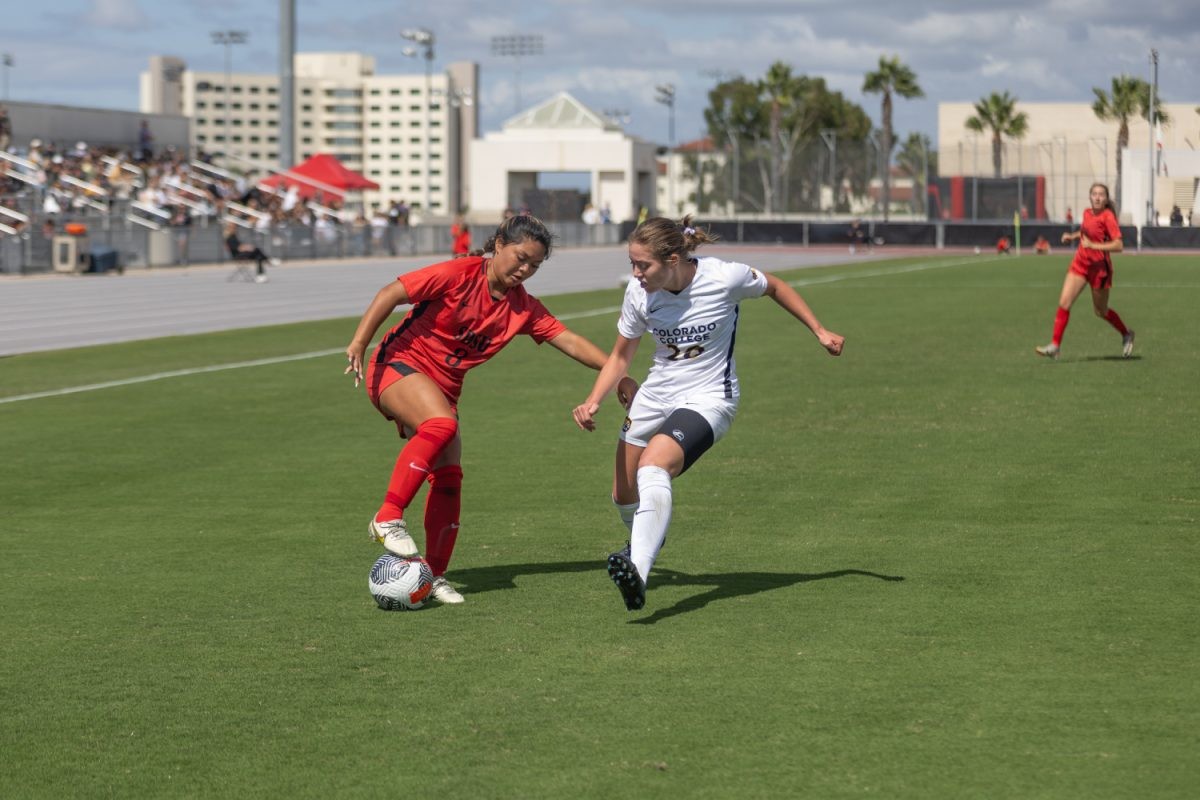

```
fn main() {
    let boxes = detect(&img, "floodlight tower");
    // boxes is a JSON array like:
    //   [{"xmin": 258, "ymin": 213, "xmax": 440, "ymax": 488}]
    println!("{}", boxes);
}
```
[
  {"xmin": 1, "ymin": 53, "xmax": 12, "ymax": 101},
  {"xmin": 402, "ymin": 27, "xmax": 435, "ymax": 215},
  {"xmin": 211, "ymin": 30, "xmax": 248, "ymax": 162},
  {"xmin": 655, "ymin": 83, "xmax": 676, "ymax": 214},
  {"xmin": 491, "ymin": 35, "xmax": 543, "ymax": 114}
]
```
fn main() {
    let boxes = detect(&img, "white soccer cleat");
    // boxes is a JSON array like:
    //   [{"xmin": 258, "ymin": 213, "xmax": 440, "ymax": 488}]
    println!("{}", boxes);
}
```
[
  {"xmin": 430, "ymin": 576, "xmax": 465, "ymax": 604},
  {"xmin": 369, "ymin": 518, "xmax": 419, "ymax": 556},
  {"xmin": 1034, "ymin": 343, "xmax": 1060, "ymax": 360},
  {"xmin": 1122, "ymin": 330, "xmax": 1135, "ymax": 358}
]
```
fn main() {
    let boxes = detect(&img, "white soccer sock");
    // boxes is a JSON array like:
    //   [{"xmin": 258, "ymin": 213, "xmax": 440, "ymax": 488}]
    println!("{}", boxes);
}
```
[
  {"xmin": 613, "ymin": 498, "xmax": 639, "ymax": 533},
  {"xmin": 630, "ymin": 466, "xmax": 673, "ymax": 585}
]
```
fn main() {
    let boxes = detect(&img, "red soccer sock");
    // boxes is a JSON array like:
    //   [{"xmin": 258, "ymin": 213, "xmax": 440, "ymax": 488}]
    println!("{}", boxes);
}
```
[
  {"xmin": 1104, "ymin": 309, "xmax": 1129, "ymax": 336},
  {"xmin": 423, "ymin": 465, "xmax": 463, "ymax": 576},
  {"xmin": 1051, "ymin": 307, "xmax": 1070, "ymax": 346},
  {"xmin": 375, "ymin": 417, "xmax": 458, "ymax": 522}
]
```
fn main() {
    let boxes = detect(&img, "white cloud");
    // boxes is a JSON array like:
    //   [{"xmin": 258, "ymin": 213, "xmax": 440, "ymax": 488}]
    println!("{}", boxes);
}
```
[{"xmin": 85, "ymin": 0, "xmax": 150, "ymax": 30}]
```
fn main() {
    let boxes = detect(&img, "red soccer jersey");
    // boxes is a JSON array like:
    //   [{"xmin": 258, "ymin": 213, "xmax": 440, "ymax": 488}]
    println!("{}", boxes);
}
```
[
  {"xmin": 1073, "ymin": 208, "xmax": 1121, "ymax": 268},
  {"xmin": 372, "ymin": 257, "xmax": 566, "ymax": 403}
]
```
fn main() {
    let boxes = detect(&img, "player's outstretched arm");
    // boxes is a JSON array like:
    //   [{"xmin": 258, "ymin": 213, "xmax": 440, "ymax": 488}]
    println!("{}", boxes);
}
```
[
  {"xmin": 344, "ymin": 280, "xmax": 410, "ymax": 387},
  {"xmin": 573, "ymin": 335, "xmax": 640, "ymax": 431},
  {"xmin": 762, "ymin": 272, "xmax": 844, "ymax": 356}
]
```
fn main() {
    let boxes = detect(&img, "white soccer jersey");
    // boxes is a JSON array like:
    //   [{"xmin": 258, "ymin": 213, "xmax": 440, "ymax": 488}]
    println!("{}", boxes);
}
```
[{"xmin": 618, "ymin": 256, "xmax": 768, "ymax": 402}]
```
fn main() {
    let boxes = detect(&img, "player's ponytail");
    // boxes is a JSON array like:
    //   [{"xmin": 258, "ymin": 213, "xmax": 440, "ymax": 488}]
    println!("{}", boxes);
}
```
[{"xmin": 629, "ymin": 215, "xmax": 718, "ymax": 264}]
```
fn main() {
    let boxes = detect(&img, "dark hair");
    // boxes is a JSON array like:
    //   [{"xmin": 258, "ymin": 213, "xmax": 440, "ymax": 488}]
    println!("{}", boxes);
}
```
[
  {"xmin": 627, "ymin": 214, "xmax": 718, "ymax": 264},
  {"xmin": 478, "ymin": 214, "xmax": 555, "ymax": 259},
  {"xmin": 1090, "ymin": 182, "xmax": 1116, "ymax": 215}
]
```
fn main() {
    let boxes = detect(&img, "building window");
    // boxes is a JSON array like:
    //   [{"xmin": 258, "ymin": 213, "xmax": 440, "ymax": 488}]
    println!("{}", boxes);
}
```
[
  {"xmin": 196, "ymin": 101, "xmax": 207, "ymax": 110},
  {"xmin": 370, "ymin": 137, "xmax": 381, "ymax": 144},
  {"xmin": 325, "ymin": 88, "xmax": 362, "ymax": 98},
  {"xmin": 369, "ymin": 89, "xmax": 381, "ymax": 96},
  {"xmin": 268, "ymin": 103, "xmax": 278, "ymax": 111},
  {"xmin": 302, "ymin": 104, "xmax": 312, "ymax": 112},
  {"xmin": 391, "ymin": 88, "xmax": 402, "ymax": 96},
  {"xmin": 249, "ymin": 86, "xmax": 261, "ymax": 94},
  {"xmin": 301, "ymin": 88, "xmax": 312, "ymax": 96},
  {"xmin": 370, "ymin": 105, "xmax": 382, "ymax": 113},
  {"xmin": 249, "ymin": 103, "xmax": 260, "ymax": 110}
]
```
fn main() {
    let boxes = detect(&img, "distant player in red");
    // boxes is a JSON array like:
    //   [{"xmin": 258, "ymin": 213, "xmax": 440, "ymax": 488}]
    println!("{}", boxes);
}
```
[
  {"xmin": 344, "ymin": 215, "xmax": 634, "ymax": 604},
  {"xmin": 1035, "ymin": 183, "xmax": 1134, "ymax": 360},
  {"xmin": 451, "ymin": 221, "xmax": 471, "ymax": 257}
]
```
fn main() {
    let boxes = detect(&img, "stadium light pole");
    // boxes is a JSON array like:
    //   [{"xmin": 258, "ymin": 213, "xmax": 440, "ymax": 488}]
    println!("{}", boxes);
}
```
[
  {"xmin": 1147, "ymin": 48, "xmax": 1158, "ymax": 226},
  {"xmin": 402, "ymin": 27, "xmax": 435, "ymax": 216},
  {"xmin": 491, "ymin": 35, "xmax": 543, "ymax": 115},
  {"xmin": 716, "ymin": 101, "xmax": 742, "ymax": 217},
  {"xmin": 211, "ymin": 30, "xmax": 248, "ymax": 163},
  {"xmin": 1, "ymin": 53, "xmax": 12, "ymax": 101},
  {"xmin": 819, "ymin": 130, "xmax": 837, "ymax": 214},
  {"xmin": 1090, "ymin": 137, "xmax": 1108, "ymax": 187},
  {"xmin": 655, "ymin": 83, "xmax": 676, "ymax": 215}
]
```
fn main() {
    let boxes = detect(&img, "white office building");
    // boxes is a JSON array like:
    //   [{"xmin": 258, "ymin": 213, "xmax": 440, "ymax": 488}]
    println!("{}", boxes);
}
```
[{"xmin": 140, "ymin": 53, "xmax": 478, "ymax": 217}]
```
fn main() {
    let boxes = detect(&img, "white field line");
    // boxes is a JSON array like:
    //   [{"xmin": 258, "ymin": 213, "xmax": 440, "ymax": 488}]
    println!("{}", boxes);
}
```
[{"xmin": 0, "ymin": 257, "xmax": 990, "ymax": 407}]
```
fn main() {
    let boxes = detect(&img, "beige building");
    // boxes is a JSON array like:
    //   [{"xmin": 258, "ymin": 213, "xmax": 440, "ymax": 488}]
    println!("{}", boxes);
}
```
[
  {"xmin": 140, "ymin": 53, "xmax": 478, "ymax": 217},
  {"xmin": 468, "ymin": 92, "xmax": 659, "ymax": 224},
  {"xmin": 939, "ymin": 101, "xmax": 1200, "ymax": 226}
]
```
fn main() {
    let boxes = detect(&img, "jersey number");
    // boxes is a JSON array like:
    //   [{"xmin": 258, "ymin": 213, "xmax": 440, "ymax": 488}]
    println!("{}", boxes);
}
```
[
  {"xmin": 666, "ymin": 344, "xmax": 705, "ymax": 361},
  {"xmin": 445, "ymin": 348, "xmax": 469, "ymax": 368}
]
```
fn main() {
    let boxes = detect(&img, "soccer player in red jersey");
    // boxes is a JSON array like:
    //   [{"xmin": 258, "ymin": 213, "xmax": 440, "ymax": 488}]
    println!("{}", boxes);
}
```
[
  {"xmin": 1035, "ymin": 182, "xmax": 1134, "ymax": 360},
  {"xmin": 345, "ymin": 214, "xmax": 634, "ymax": 604}
]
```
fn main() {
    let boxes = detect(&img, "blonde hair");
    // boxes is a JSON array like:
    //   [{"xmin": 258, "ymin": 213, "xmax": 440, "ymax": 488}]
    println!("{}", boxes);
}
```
[{"xmin": 627, "ymin": 215, "xmax": 718, "ymax": 264}]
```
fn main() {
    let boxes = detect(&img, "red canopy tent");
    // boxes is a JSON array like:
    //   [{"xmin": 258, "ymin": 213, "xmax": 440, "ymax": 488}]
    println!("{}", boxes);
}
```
[{"xmin": 258, "ymin": 153, "xmax": 379, "ymax": 200}]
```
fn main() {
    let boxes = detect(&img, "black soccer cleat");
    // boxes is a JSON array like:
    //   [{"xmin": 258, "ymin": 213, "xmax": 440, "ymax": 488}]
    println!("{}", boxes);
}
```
[{"xmin": 607, "ymin": 550, "xmax": 646, "ymax": 611}]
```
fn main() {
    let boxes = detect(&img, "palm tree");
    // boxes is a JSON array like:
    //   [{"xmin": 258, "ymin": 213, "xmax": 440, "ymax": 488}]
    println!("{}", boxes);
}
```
[
  {"xmin": 863, "ymin": 56, "xmax": 923, "ymax": 221},
  {"xmin": 1092, "ymin": 75, "xmax": 1171, "ymax": 212},
  {"xmin": 964, "ymin": 91, "xmax": 1029, "ymax": 178}
]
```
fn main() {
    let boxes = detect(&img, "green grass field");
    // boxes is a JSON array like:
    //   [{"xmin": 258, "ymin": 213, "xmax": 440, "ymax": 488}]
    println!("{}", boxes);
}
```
[{"xmin": 2, "ymin": 253, "xmax": 1197, "ymax": 798}]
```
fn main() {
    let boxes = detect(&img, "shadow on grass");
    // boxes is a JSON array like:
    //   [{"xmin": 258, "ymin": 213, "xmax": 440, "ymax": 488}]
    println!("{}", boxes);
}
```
[
  {"xmin": 630, "ymin": 567, "xmax": 905, "ymax": 624},
  {"xmin": 453, "ymin": 560, "xmax": 600, "ymax": 595},
  {"xmin": 451, "ymin": 560, "xmax": 904, "ymax": 623}
]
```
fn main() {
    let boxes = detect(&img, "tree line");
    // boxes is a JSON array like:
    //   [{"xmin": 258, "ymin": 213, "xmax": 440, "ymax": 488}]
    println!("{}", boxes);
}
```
[{"xmin": 687, "ymin": 58, "xmax": 1172, "ymax": 217}]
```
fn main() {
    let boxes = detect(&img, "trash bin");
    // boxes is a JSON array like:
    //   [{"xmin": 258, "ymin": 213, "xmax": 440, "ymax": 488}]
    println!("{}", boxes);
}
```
[
  {"xmin": 53, "ymin": 235, "xmax": 82, "ymax": 273},
  {"xmin": 88, "ymin": 245, "xmax": 120, "ymax": 274}
]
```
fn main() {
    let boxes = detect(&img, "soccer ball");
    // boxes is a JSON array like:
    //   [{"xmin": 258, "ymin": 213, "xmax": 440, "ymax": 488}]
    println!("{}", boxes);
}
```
[{"xmin": 369, "ymin": 554, "xmax": 434, "ymax": 610}]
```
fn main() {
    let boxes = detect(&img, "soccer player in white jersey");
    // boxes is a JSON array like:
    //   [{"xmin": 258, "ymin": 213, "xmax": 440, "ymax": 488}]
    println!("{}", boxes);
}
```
[{"xmin": 573, "ymin": 216, "xmax": 845, "ymax": 611}]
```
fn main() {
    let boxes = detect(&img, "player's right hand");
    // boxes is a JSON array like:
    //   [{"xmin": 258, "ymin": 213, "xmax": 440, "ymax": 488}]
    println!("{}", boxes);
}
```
[
  {"xmin": 572, "ymin": 401, "xmax": 600, "ymax": 432},
  {"xmin": 344, "ymin": 345, "xmax": 365, "ymax": 388}
]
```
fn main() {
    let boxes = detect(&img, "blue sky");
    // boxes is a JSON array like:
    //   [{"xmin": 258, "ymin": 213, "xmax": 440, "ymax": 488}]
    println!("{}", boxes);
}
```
[{"xmin": 3, "ymin": 0, "xmax": 1197, "ymax": 148}]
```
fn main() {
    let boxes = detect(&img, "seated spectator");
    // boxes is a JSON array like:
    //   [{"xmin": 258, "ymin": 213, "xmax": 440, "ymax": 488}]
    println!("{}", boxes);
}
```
[
  {"xmin": 1169, "ymin": 205, "xmax": 1184, "ymax": 227},
  {"xmin": 224, "ymin": 221, "xmax": 268, "ymax": 283},
  {"xmin": 847, "ymin": 218, "xmax": 868, "ymax": 254}
]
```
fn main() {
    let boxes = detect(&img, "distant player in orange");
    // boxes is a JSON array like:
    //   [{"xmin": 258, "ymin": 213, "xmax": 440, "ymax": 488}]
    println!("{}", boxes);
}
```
[
  {"xmin": 345, "ymin": 215, "xmax": 635, "ymax": 603},
  {"xmin": 1035, "ymin": 183, "xmax": 1133, "ymax": 360}
]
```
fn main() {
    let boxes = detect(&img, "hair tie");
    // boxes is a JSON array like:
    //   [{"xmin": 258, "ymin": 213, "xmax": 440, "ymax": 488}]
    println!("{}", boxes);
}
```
[{"xmin": 682, "ymin": 226, "xmax": 696, "ymax": 235}]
